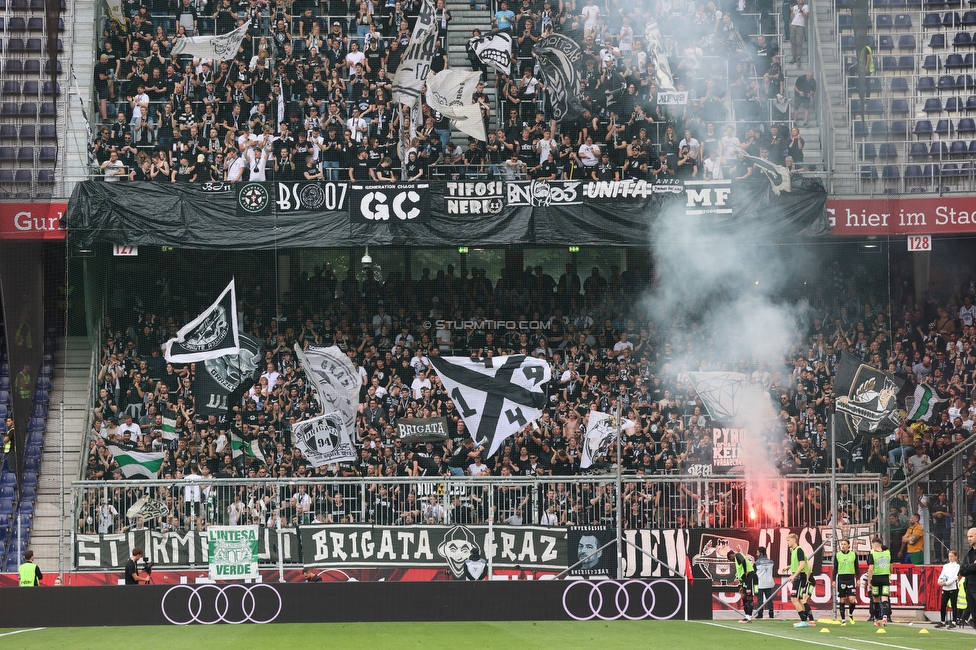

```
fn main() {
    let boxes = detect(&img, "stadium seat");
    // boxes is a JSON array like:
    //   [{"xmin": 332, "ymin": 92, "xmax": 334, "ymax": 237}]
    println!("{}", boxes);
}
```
[
  {"xmin": 954, "ymin": 32, "xmax": 972, "ymax": 46},
  {"xmin": 16, "ymin": 147, "xmax": 33, "ymax": 162},
  {"xmin": 951, "ymin": 139, "xmax": 968, "ymax": 154},
  {"xmin": 964, "ymin": 10, "xmax": 976, "ymax": 23},
  {"xmin": 871, "ymin": 121, "xmax": 889, "ymax": 136},
  {"xmin": 939, "ymin": 74, "xmax": 956, "ymax": 89},
  {"xmin": 945, "ymin": 11, "xmax": 963, "ymax": 26},
  {"xmin": 892, "ymin": 98, "xmax": 911, "ymax": 115},
  {"xmin": 915, "ymin": 120, "xmax": 934, "ymax": 136},
  {"xmin": 38, "ymin": 125, "xmax": 56, "ymax": 140},
  {"xmin": 895, "ymin": 13, "xmax": 914, "ymax": 28},
  {"xmin": 0, "ymin": 125, "xmax": 14, "ymax": 139},
  {"xmin": 1, "ymin": 81, "xmax": 20, "ymax": 96},
  {"xmin": 14, "ymin": 170, "xmax": 31, "ymax": 183},
  {"xmin": 924, "ymin": 12, "xmax": 943, "ymax": 27},
  {"xmin": 841, "ymin": 14, "xmax": 854, "ymax": 30},
  {"xmin": 841, "ymin": 35, "xmax": 856, "ymax": 50},
  {"xmin": 879, "ymin": 35, "xmax": 895, "ymax": 51},
  {"xmin": 910, "ymin": 141, "xmax": 930, "ymax": 157},
  {"xmin": 861, "ymin": 165, "xmax": 879, "ymax": 179},
  {"xmin": 879, "ymin": 55, "xmax": 898, "ymax": 71},
  {"xmin": 853, "ymin": 121, "xmax": 868, "ymax": 137},
  {"xmin": 937, "ymin": 118, "xmax": 953, "ymax": 134},
  {"xmin": 905, "ymin": 164, "xmax": 926, "ymax": 179},
  {"xmin": 930, "ymin": 33, "xmax": 947, "ymax": 48},
  {"xmin": 970, "ymin": 140, "xmax": 976, "ymax": 153},
  {"xmin": 925, "ymin": 97, "xmax": 944, "ymax": 112},
  {"xmin": 876, "ymin": 14, "xmax": 893, "ymax": 29},
  {"xmin": 947, "ymin": 97, "xmax": 964, "ymax": 111},
  {"xmin": 19, "ymin": 102, "xmax": 37, "ymax": 116},
  {"xmin": 917, "ymin": 76, "xmax": 936, "ymax": 91},
  {"xmin": 899, "ymin": 34, "xmax": 917, "ymax": 49},
  {"xmin": 923, "ymin": 54, "xmax": 940, "ymax": 70},
  {"xmin": 859, "ymin": 143, "xmax": 877, "ymax": 159},
  {"xmin": 38, "ymin": 147, "xmax": 55, "ymax": 162},
  {"xmin": 22, "ymin": 59, "xmax": 40, "ymax": 75},
  {"xmin": 891, "ymin": 77, "xmax": 909, "ymax": 92},
  {"xmin": 960, "ymin": 117, "xmax": 976, "ymax": 132},
  {"xmin": 931, "ymin": 141, "xmax": 950, "ymax": 156},
  {"xmin": 883, "ymin": 165, "xmax": 901, "ymax": 179},
  {"xmin": 897, "ymin": 55, "xmax": 916, "ymax": 71},
  {"xmin": 879, "ymin": 143, "xmax": 899, "ymax": 158}
]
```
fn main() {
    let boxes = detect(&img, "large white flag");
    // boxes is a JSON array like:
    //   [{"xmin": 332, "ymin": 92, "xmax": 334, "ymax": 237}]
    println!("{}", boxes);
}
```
[
  {"xmin": 392, "ymin": 0, "xmax": 438, "ymax": 109},
  {"xmin": 105, "ymin": 0, "xmax": 126, "ymax": 26},
  {"xmin": 425, "ymin": 70, "xmax": 487, "ymax": 142},
  {"xmin": 470, "ymin": 31, "xmax": 512, "ymax": 76},
  {"xmin": 580, "ymin": 411, "xmax": 635, "ymax": 469},
  {"xmin": 171, "ymin": 22, "xmax": 249, "ymax": 61},
  {"xmin": 292, "ymin": 412, "xmax": 356, "ymax": 467},
  {"xmin": 427, "ymin": 354, "xmax": 551, "ymax": 458},
  {"xmin": 294, "ymin": 344, "xmax": 361, "ymax": 439},
  {"xmin": 164, "ymin": 279, "xmax": 240, "ymax": 363}
]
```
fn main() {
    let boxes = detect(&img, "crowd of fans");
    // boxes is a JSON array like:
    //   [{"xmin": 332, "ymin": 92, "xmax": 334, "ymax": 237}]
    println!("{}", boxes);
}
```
[
  {"xmin": 90, "ymin": 0, "xmax": 816, "ymax": 183},
  {"xmin": 74, "ymin": 249, "xmax": 974, "ymax": 546}
]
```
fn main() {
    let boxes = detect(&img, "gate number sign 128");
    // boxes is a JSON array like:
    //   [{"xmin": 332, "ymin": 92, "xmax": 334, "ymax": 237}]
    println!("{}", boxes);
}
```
[{"xmin": 908, "ymin": 235, "xmax": 931, "ymax": 252}]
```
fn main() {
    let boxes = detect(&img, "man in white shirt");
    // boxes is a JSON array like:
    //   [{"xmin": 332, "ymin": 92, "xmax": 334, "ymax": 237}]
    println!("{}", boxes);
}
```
[
  {"xmin": 704, "ymin": 149, "xmax": 725, "ymax": 179},
  {"xmin": 345, "ymin": 42, "xmax": 365, "ymax": 79},
  {"xmin": 225, "ymin": 148, "xmax": 247, "ymax": 183},
  {"xmin": 347, "ymin": 107, "xmax": 368, "ymax": 144},
  {"xmin": 411, "ymin": 370, "xmax": 432, "ymax": 399},
  {"xmin": 679, "ymin": 129, "xmax": 701, "ymax": 161},
  {"xmin": 578, "ymin": 137, "xmax": 600, "ymax": 168},
  {"xmin": 580, "ymin": 0, "xmax": 600, "ymax": 31},
  {"xmin": 118, "ymin": 414, "xmax": 141, "ymax": 439},
  {"xmin": 261, "ymin": 362, "xmax": 281, "ymax": 391},
  {"xmin": 790, "ymin": 0, "xmax": 809, "ymax": 64},
  {"xmin": 613, "ymin": 332, "xmax": 634, "ymax": 360}
]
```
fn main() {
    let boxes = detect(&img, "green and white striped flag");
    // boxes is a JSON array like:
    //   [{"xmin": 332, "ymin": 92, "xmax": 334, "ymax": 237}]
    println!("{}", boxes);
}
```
[
  {"xmin": 161, "ymin": 405, "xmax": 178, "ymax": 441},
  {"xmin": 108, "ymin": 445, "xmax": 165, "ymax": 479},
  {"xmin": 230, "ymin": 431, "xmax": 266, "ymax": 464},
  {"xmin": 907, "ymin": 382, "xmax": 945, "ymax": 422}
]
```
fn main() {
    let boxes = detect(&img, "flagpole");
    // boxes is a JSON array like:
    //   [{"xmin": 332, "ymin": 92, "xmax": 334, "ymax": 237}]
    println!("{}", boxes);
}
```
[
  {"xmin": 830, "ymin": 410, "xmax": 839, "ymax": 621},
  {"xmin": 615, "ymin": 399, "xmax": 623, "ymax": 580}
]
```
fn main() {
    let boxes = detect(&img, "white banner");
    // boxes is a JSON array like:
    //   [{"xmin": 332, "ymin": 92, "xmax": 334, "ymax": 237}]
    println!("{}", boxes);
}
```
[
  {"xmin": 105, "ymin": 0, "xmax": 126, "ymax": 26},
  {"xmin": 294, "ymin": 344, "xmax": 361, "ymax": 439},
  {"xmin": 171, "ymin": 22, "xmax": 249, "ymax": 61},
  {"xmin": 392, "ymin": 0, "xmax": 438, "ymax": 108},
  {"xmin": 427, "ymin": 354, "xmax": 551, "ymax": 458},
  {"xmin": 291, "ymin": 412, "xmax": 356, "ymax": 467},
  {"xmin": 656, "ymin": 91, "xmax": 688, "ymax": 105},
  {"xmin": 425, "ymin": 69, "xmax": 486, "ymax": 142}
]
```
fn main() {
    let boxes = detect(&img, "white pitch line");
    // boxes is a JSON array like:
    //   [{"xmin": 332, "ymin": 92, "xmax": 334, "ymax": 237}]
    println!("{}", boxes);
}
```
[
  {"xmin": 836, "ymin": 637, "xmax": 921, "ymax": 650},
  {"xmin": 696, "ymin": 621, "xmax": 863, "ymax": 650},
  {"xmin": 0, "ymin": 628, "xmax": 45, "ymax": 638}
]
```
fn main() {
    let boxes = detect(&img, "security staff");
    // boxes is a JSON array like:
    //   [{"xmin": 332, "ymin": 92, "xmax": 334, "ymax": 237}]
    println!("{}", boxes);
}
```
[
  {"xmin": 835, "ymin": 539, "xmax": 860, "ymax": 625},
  {"xmin": 959, "ymin": 527, "xmax": 976, "ymax": 629},
  {"xmin": 15, "ymin": 364, "xmax": 32, "ymax": 401},
  {"xmin": 728, "ymin": 550, "xmax": 757, "ymax": 622},
  {"xmin": 754, "ymin": 546, "xmax": 775, "ymax": 619},
  {"xmin": 19, "ymin": 550, "xmax": 42, "ymax": 587},
  {"xmin": 867, "ymin": 537, "xmax": 891, "ymax": 626}
]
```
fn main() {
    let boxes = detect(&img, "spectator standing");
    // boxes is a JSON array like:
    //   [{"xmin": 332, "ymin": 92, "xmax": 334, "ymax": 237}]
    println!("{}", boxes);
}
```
[
  {"xmin": 789, "ymin": 0, "xmax": 809, "ymax": 65},
  {"xmin": 903, "ymin": 514, "xmax": 924, "ymax": 564},
  {"xmin": 792, "ymin": 71, "xmax": 816, "ymax": 127}
]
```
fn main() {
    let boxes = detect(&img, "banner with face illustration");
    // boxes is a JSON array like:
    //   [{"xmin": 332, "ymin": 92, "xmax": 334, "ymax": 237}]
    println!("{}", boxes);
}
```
[{"xmin": 164, "ymin": 279, "xmax": 240, "ymax": 363}]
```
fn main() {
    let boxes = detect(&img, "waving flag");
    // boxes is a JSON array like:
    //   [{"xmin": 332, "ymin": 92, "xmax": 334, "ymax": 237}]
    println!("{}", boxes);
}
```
[
  {"xmin": 108, "ymin": 446, "xmax": 164, "ymax": 479},
  {"xmin": 834, "ymin": 352, "xmax": 904, "ymax": 437},
  {"xmin": 425, "ymin": 69, "xmax": 487, "ymax": 142},
  {"xmin": 907, "ymin": 381, "xmax": 947, "ymax": 422},
  {"xmin": 533, "ymin": 33, "xmax": 584, "ymax": 121},
  {"xmin": 392, "ymin": 0, "xmax": 438, "ymax": 109},
  {"xmin": 164, "ymin": 279, "xmax": 240, "ymax": 363},
  {"xmin": 230, "ymin": 430, "xmax": 266, "ymax": 464},
  {"xmin": 470, "ymin": 31, "xmax": 512, "ymax": 76},
  {"xmin": 581, "ymin": 411, "xmax": 636, "ymax": 469},
  {"xmin": 427, "ymin": 354, "xmax": 551, "ymax": 458},
  {"xmin": 295, "ymin": 344, "xmax": 361, "ymax": 440},
  {"xmin": 291, "ymin": 412, "xmax": 356, "ymax": 467},
  {"xmin": 171, "ymin": 22, "xmax": 249, "ymax": 61}
]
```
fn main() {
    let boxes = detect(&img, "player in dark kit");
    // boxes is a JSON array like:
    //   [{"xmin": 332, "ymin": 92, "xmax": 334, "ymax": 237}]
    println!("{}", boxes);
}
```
[
  {"xmin": 727, "ymin": 550, "xmax": 758, "ymax": 622},
  {"xmin": 834, "ymin": 538, "xmax": 860, "ymax": 625},
  {"xmin": 867, "ymin": 537, "xmax": 892, "ymax": 625}
]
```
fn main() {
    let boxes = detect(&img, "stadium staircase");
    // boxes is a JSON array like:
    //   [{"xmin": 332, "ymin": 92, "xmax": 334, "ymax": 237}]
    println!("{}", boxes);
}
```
[
  {"xmin": 28, "ymin": 336, "xmax": 92, "ymax": 574},
  {"xmin": 64, "ymin": 0, "xmax": 96, "ymax": 193},
  {"xmin": 446, "ymin": 1, "xmax": 497, "ymax": 141}
]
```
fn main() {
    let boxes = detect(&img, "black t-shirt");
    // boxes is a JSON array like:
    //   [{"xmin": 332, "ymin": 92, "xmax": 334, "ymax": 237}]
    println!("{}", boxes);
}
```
[{"xmin": 124, "ymin": 558, "xmax": 141, "ymax": 584}]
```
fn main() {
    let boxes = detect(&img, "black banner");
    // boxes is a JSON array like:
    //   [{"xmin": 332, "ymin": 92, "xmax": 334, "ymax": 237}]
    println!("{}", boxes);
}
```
[
  {"xmin": 194, "ymin": 334, "xmax": 264, "ymax": 418},
  {"xmin": 0, "ymin": 240, "xmax": 44, "ymax": 485},
  {"xmin": 66, "ymin": 178, "xmax": 829, "ymax": 249},
  {"xmin": 834, "ymin": 351, "xmax": 904, "ymax": 439},
  {"xmin": 74, "ymin": 527, "xmax": 301, "ymax": 568},
  {"xmin": 397, "ymin": 417, "xmax": 449, "ymax": 443}
]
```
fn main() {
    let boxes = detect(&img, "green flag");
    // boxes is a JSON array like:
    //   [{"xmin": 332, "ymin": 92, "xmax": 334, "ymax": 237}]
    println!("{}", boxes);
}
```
[
  {"xmin": 107, "ymin": 445, "xmax": 164, "ymax": 479},
  {"xmin": 161, "ymin": 404, "xmax": 178, "ymax": 441},
  {"xmin": 230, "ymin": 431, "xmax": 266, "ymax": 464}
]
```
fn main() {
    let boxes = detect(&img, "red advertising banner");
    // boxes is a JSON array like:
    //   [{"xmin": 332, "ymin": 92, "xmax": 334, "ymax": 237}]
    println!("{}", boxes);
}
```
[
  {"xmin": 828, "ymin": 196, "xmax": 976, "ymax": 236},
  {"xmin": 0, "ymin": 202, "xmax": 66, "ymax": 240}
]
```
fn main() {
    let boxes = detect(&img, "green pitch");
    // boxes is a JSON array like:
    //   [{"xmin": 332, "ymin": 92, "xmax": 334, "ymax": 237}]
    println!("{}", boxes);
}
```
[{"xmin": 0, "ymin": 620, "xmax": 971, "ymax": 649}]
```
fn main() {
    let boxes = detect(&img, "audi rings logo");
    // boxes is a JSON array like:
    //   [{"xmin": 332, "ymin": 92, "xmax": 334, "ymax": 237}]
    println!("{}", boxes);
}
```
[
  {"xmin": 160, "ymin": 584, "xmax": 283, "ymax": 625},
  {"xmin": 562, "ymin": 579, "xmax": 683, "ymax": 621}
]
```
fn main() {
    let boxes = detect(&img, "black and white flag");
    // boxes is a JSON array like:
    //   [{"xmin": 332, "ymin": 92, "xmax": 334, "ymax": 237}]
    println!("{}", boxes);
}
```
[
  {"xmin": 533, "ymin": 33, "xmax": 584, "ymax": 122},
  {"xmin": 125, "ymin": 496, "xmax": 170, "ymax": 522},
  {"xmin": 292, "ymin": 412, "xmax": 356, "ymax": 467},
  {"xmin": 294, "ymin": 344, "xmax": 361, "ymax": 440},
  {"xmin": 644, "ymin": 18, "xmax": 676, "ymax": 92},
  {"xmin": 164, "ymin": 279, "xmax": 240, "ymax": 363},
  {"xmin": 425, "ymin": 69, "xmax": 487, "ymax": 142},
  {"xmin": 195, "ymin": 334, "xmax": 264, "ymax": 417},
  {"xmin": 729, "ymin": 145, "xmax": 792, "ymax": 195},
  {"xmin": 470, "ymin": 31, "xmax": 512, "ymax": 76},
  {"xmin": 170, "ymin": 22, "xmax": 248, "ymax": 61},
  {"xmin": 427, "ymin": 354, "xmax": 551, "ymax": 458},
  {"xmin": 392, "ymin": 0, "xmax": 438, "ymax": 109},
  {"xmin": 580, "ymin": 411, "xmax": 636, "ymax": 469},
  {"xmin": 834, "ymin": 351, "xmax": 904, "ymax": 438}
]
